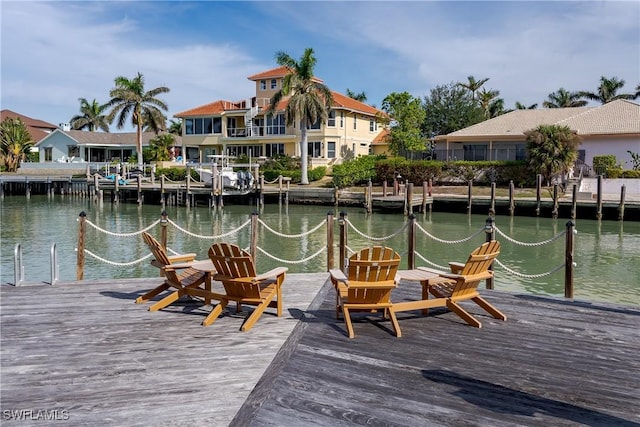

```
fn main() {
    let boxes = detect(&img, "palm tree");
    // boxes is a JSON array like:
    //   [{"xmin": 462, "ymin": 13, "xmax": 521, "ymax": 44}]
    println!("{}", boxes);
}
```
[
  {"xmin": 477, "ymin": 88, "xmax": 500, "ymax": 119},
  {"xmin": 168, "ymin": 119, "xmax": 182, "ymax": 135},
  {"xmin": 524, "ymin": 124, "xmax": 581, "ymax": 186},
  {"xmin": 579, "ymin": 76, "xmax": 638, "ymax": 104},
  {"xmin": 345, "ymin": 88, "xmax": 367, "ymax": 102},
  {"xmin": 456, "ymin": 75, "xmax": 490, "ymax": 101},
  {"xmin": 105, "ymin": 72, "xmax": 170, "ymax": 169},
  {"xmin": 515, "ymin": 102, "xmax": 538, "ymax": 109},
  {"xmin": 146, "ymin": 133, "xmax": 174, "ymax": 161},
  {"xmin": 0, "ymin": 117, "xmax": 34, "ymax": 172},
  {"xmin": 542, "ymin": 88, "xmax": 587, "ymax": 108},
  {"xmin": 267, "ymin": 48, "xmax": 333, "ymax": 185},
  {"xmin": 69, "ymin": 98, "xmax": 110, "ymax": 132},
  {"xmin": 141, "ymin": 109, "xmax": 167, "ymax": 135}
]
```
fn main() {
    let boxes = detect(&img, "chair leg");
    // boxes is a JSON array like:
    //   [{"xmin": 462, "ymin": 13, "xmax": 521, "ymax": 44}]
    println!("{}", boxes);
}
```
[
  {"xmin": 202, "ymin": 299, "xmax": 228, "ymax": 327},
  {"xmin": 446, "ymin": 300, "xmax": 482, "ymax": 328},
  {"xmin": 148, "ymin": 289, "xmax": 183, "ymax": 312},
  {"xmin": 241, "ymin": 296, "xmax": 274, "ymax": 332},
  {"xmin": 135, "ymin": 283, "xmax": 170, "ymax": 304},
  {"xmin": 342, "ymin": 307, "xmax": 355, "ymax": 339},
  {"xmin": 387, "ymin": 307, "xmax": 402, "ymax": 338},
  {"xmin": 473, "ymin": 296, "xmax": 507, "ymax": 321}
]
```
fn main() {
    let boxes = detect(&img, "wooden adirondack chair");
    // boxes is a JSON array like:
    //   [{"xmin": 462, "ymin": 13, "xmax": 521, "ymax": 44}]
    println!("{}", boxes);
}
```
[
  {"xmin": 204, "ymin": 243, "xmax": 287, "ymax": 332},
  {"xmin": 136, "ymin": 232, "xmax": 208, "ymax": 312},
  {"xmin": 414, "ymin": 240, "xmax": 506, "ymax": 328},
  {"xmin": 329, "ymin": 246, "xmax": 402, "ymax": 338}
]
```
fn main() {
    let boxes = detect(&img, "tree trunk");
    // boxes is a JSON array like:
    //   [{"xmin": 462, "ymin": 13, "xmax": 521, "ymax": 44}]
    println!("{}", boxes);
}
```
[
  {"xmin": 137, "ymin": 124, "xmax": 143, "ymax": 171},
  {"xmin": 299, "ymin": 119, "xmax": 309, "ymax": 185}
]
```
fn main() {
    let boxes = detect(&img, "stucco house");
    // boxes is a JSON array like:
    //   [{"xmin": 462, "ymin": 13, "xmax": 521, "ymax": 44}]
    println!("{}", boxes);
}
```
[
  {"xmin": 434, "ymin": 99, "xmax": 640, "ymax": 174},
  {"xmin": 174, "ymin": 66, "xmax": 388, "ymax": 166}
]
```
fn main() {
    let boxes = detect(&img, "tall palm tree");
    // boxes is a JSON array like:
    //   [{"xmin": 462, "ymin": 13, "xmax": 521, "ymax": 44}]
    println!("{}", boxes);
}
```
[
  {"xmin": 0, "ymin": 117, "xmax": 34, "ymax": 172},
  {"xmin": 345, "ymin": 88, "xmax": 367, "ymax": 102},
  {"xmin": 105, "ymin": 72, "xmax": 170, "ymax": 169},
  {"xmin": 477, "ymin": 88, "xmax": 500, "ymax": 119},
  {"xmin": 168, "ymin": 119, "xmax": 182, "ymax": 135},
  {"xmin": 579, "ymin": 76, "xmax": 638, "ymax": 104},
  {"xmin": 542, "ymin": 88, "xmax": 587, "ymax": 108},
  {"xmin": 457, "ymin": 75, "xmax": 490, "ymax": 101},
  {"xmin": 525, "ymin": 124, "xmax": 581, "ymax": 186},
  {"xmin": 69, "ymin": 98, "xmax": 110, "ymax": 132},
  {"xmin": 267, "ymin": 48, "xmax": 333, "ymax": 185},
  {"xmin": 141, "ymin": 108, "xmax": 167, "ymax": 135}
]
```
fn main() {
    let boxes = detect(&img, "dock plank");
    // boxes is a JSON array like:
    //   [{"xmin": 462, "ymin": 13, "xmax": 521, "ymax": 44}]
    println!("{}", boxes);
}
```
[{"xmin": 1, "ymin": 275, "xmax": 639, "ymax": 426}]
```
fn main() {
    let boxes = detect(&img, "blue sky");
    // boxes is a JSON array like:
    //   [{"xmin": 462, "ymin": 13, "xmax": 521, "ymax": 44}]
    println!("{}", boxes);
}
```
[{"xmin": 1, "ymin": 1, "xmax": 638, "ymax": 131}]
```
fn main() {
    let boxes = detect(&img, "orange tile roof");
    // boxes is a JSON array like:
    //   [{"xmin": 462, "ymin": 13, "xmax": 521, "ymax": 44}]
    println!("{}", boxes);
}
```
[
  {"xmin": 372, "ymin": 128, "xmax": 391, "ymax": 145},
  {"xmin": 174, "ymin": 100, "xmax": 237, "ymax": 117},
  {"xmin": 247, "ymin": 65, "xmax": 324, "ymax": 83},
  {"xmin": 331, "ymin": 91, "xmax": 385, "ymax": 116}
]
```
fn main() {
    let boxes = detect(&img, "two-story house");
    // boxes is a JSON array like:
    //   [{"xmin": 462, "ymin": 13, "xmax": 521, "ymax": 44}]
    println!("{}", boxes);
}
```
[{"xmin": 174, "ymin": 66, "xmax": 388, "ymax": 166}]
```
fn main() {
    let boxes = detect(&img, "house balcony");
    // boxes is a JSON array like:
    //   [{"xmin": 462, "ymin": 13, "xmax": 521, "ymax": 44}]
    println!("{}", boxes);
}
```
[{"xmin": 224, "ymin": 126, "xmax": 296, "ymax": 139}]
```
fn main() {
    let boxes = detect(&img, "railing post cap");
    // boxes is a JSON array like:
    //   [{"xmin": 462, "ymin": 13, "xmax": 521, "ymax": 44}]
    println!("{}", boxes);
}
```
[{"xmin": 79, "ymin": 211, "xmax": 86, "ymax": 217}]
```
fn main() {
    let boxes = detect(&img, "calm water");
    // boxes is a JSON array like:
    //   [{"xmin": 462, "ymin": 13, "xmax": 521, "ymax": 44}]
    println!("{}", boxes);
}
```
[{"xmin": 1, "ymin": 195, "xmax": 638, "ymax": 306}]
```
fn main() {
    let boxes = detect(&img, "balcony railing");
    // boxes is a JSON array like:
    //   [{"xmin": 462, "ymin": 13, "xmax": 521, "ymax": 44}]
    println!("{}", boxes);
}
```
[{"xmin": 226, "ymin": 126, "xmax": 289, "ymax": 138}]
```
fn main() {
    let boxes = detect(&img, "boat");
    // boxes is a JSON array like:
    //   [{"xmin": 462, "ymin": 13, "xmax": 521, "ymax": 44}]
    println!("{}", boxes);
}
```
[{"xmin": 197, "ymin": 155, "xmax": 256, "ymax": 193}]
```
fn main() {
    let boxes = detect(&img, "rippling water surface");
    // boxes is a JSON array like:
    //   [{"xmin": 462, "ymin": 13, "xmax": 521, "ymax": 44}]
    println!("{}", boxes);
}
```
[{"xmin": 1, "ymin": 195, "xmax": 638, "ymax": 305}]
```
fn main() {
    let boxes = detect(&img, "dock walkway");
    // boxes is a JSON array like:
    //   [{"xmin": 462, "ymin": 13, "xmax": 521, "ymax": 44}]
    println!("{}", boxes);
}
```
[{"xmin": 1, "ymin": 275, "xmax": 638, "ymax": 426}]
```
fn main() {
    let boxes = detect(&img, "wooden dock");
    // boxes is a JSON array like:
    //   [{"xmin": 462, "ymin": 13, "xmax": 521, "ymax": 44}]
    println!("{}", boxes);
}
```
[{"xmin": 1, "ymin": 274, "xmax": 638, "ymax": 426}]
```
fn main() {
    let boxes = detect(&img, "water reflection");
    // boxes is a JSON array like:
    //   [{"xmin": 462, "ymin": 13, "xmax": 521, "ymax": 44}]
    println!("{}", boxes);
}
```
[{"xmin": 1, "ymin": 195, "xmax": 639, "ymax": 306}]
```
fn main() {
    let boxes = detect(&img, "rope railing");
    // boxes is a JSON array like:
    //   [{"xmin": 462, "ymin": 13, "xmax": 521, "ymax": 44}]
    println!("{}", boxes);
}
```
[{"xmin": 74, "ymin": 210, "xmax": 577, "ymax": 299}]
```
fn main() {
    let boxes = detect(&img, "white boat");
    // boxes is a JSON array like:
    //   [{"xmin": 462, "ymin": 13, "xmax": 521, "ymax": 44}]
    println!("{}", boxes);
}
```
[{"xmin": 197, "ymin": 155, "xmax": 255, "ymax": 192}]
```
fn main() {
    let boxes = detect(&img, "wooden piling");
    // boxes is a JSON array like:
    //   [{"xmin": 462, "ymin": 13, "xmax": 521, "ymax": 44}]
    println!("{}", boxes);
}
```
[
  {"xmin": 489, "ymin": 182, "xmax": 496, "ymax": 217},
  {"xmin": 407, "ymin": 214, "xmax": 416, "ymax": 270},
  {"xmin": 565, "ymin": 220, "xmax": 575, "ymax": 299},
  {"xmin": 618, "ymin": 185, "xmax": 626, "ymax": 221},
  {"xmin": 596, "ymin": 175, "xmax": 603, "ymax": 220},
  {"xmin": 571, "ymin": 184, "xmax": 578, "ymax": 220},
  {"xmin": 326, "ymin": 212, "xmax": 334, "ymax": 271},
  {"xmin": 536, "ymin": 174, "xmax": 542, "ymax": 216},
  {"xmin": 508, "ymin": 180, "xmax": 515, "ymax": 216},
  {"xmin": 76, "ymin": 212, "xmax": 86, "ymax": 280},
  {"xmin": 467, "ymin": 180, "xmax": 473, "ymax": 214},
  {"xmin": 552, "ymin": 184, "xmax": 559, "ymax": 219}
]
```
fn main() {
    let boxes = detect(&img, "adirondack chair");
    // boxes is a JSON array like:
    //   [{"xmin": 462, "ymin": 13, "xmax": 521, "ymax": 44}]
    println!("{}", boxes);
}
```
[
  {"xmin": 329, "ymin": 246, "xmax": 402, "ymax": 338},
  {"xmin": 137, "ymin": 232, "xmax": 208, "ymax": 312},
  {"xmin": 415, "ymin": 240, "xmax": 506, "ymax": 328},
  {"xmin": 205, "ymin": 243, "xmax": 287, "ymax": 332}
]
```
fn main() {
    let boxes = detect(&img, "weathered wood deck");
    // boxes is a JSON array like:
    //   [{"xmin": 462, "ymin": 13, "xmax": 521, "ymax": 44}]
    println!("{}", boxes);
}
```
[{"xmin": 1, "ymin": 275, "xmax": 638, "ymax": 426}]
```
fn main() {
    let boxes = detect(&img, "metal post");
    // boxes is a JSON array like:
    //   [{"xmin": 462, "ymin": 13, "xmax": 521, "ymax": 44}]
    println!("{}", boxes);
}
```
[
  {"xmin": 251, "ymin": 212, "xmax": 259, "ymax": 262},
  {"xmin": 50, "ymin": 243, "xmax": 59, "ymax": 285},
  {"xmin": 13, "ymin": 243, "xmax": 24, "ymax": 286},
  {"xmin": 339, "ymin": 212, "xmax": 348, "ymax": 272},
  {"xmin": 565, "ymin": 220, "xmax": 575, "ymax": 299},
  {"xmin": 327, "ymin": 212, "xmax": 334, "ymax": 271},
  {"xmin": 76, "ymin": 211, "xmax": 86, "ymax": 280},
  {"xmin": 485, "ymin": 217, "xmax": 495, "ymax": 290},
  {"xmin": 408, "ymin": 214, "xmax": 416, "ymax": 270}
]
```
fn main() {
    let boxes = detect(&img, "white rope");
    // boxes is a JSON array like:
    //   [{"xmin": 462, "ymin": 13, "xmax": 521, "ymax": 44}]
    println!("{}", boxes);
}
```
[
  {"xmin": 495, "ymin": 259, "xmax": 566, "ymax": 278},
  {"xmin": 415, "ymin": 223, "xmax": 485, "ymax": 244},
  {"xmin": 82, "ymin": 249, "xmax": 153, "ymax": 266},
  {"xmin": 494, "ymin": 226, "xmax": 567, "ymax": 247},
  {"xmin": 263, "ymin": 176, "xmax": 281, "ymax": 184},
  {"xmin": 166, "ymin": 218, "xmax": 251, "ymax": 239},
  {"xmin": 346, "ymin": 219, "xmax": 409, "ymax": 242},
  {"xmin": 257, "ymin": 218, "xmax": 326, "ymax": 238},
  {"xmin": 414, "ymin": 251, "xmax": 448, "ymax": 270},
  {"xmin": 83, "ymin": 218, "xmax": 161, "ymax": 237},
  {"xmin": 256, "ymin": 245, "xmax": 326, "ymax": 264}
]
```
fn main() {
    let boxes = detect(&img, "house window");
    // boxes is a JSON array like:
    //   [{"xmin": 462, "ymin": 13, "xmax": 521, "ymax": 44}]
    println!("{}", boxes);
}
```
[
  {"xmin": 353, "ymin": 114, "xmax": 357, "ymax": 130},
  {"xmin": 308, "ymin": 119, "xmax": 321, "ymax": 130},
  {"xmin": 203, "ymin": 118, "xmax": 213, "ymax": 134},
  {"xmin": 327, "ymin": 141, "xmax": 336, "ymax": 158},
  {"xmin": 195, "ymin": 119, "xmax": 203, "ymax": 134},
  {"xmin": 212, "ymin": 117, "xmax": 222, "ymax": 134},
  {"xmin": 463, "ymin": 144, "xmax": 487, "ymax": 161},
  {"xmin": 271, "ymin": 79, "xmax": 277, "ymax": 89},
  {"xmin": 266, "ymin": 143, "xmax": 285, "ymax": 157},
  {"xmin": 185, "ymin": 118, "xmax": 194, "ymax": 135},
  {"xmin": 328, "ymin": 111, "xmax": 336, "ymax": 127},
  {"xmin": 308, "ymin": 141, "xmax": 322, "ymax": 158},
  {"xmin": 340, "ymin": 112, "xmax": 344, "ymax": 127},
  {"xmin": 369, "ymin": 119, "xmax": 377, "ymax": 132},
  {"xmin": 67, "ymin": 145, "xmax": 80, "ymax": 159},
  {"xmin": 267, "ymin": 114, "xmax": 286, "ymax": 135},
  {"xmin": 44, "ymin": 147, "xmax": 52, "ymax": 162},
  {"xmin": 260, "ymin": 80, "xmax": 266, "ymax": 90}
]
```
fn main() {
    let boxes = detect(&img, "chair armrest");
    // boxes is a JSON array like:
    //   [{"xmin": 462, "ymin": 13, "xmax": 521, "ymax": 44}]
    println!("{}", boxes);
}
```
[
  {"xmin": 438, "ymin": 271, "xmax": 493, "ymax": 281},
  {"xmin": 448, "ymin": 262, "xmax": 464, "ymax": 273},
  {"xmin": 329, "ymin": 269, "xmax": 347, "ymax": 282},
  {"xmin": 254, "ymin": 266, "xmax": 288, "ymax": 282},
  {"xmin": 168, "ymin": 253, "xmax": 198, "ymax": 263}
]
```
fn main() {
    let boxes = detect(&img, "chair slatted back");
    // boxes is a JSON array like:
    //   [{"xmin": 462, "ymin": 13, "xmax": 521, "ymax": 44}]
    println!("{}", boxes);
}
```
[
  {"xmin": 208, "ymin": 243, "xmax": 260, "ymax": 298},
  {"xmin": 452, "ymin": 240, "xmax": 500, "ymax": 298},
  {"xmin": 142, "ymin": 231, "xmax": 184, "ymax": 285},
  {"xmin": 347, "ymin": 246, "xmax": 400, "ymax": 282},
  {"xmin": 346, "ymin": 247, "xmax": 400, "ymax": 304}
]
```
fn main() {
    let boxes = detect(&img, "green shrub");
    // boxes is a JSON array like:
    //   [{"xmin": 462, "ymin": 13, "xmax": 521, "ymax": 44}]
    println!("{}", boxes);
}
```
[
  {"xmin": 332, "ymin": 156, "xmax": 379, "ymax": 188},
  {"xmin": 156, "ymin": 167, "xmax": 190, "ymax": 181},
  {"xmin": 592, "ymin": 155, "xmax": 617, "ymax": 176},
  {"xmin": 620, "ymin": 170, "xmax": 640, "ymax": 179}
]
